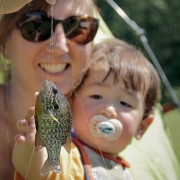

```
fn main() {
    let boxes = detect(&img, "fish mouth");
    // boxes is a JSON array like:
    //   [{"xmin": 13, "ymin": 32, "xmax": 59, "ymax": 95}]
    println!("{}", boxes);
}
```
[{"xmin": 39, "ymin": 63, "xmax": 70, "ymax": 74}]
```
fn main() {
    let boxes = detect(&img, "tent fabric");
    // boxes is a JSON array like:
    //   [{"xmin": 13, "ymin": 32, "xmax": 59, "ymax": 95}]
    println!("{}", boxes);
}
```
[
  {"xmin": 93, "ymin": 9, "xmax": 114, "ymax": 44},
  {"xmin": 94, "ymin": 11, "xmax": 180, "ymax": 180},
  {"xmin": 121, "ymin": 108, "xmax": 180, "ymax": 180},
  {"xmin": 163, "ymin": 109, "xmax": 180, "ymax": 166}
]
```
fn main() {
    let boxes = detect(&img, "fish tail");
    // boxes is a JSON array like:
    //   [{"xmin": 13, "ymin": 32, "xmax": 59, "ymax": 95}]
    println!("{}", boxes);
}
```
[{"xmin": 40, "ymin": 158, "xmax": 61, "ymax": 176}]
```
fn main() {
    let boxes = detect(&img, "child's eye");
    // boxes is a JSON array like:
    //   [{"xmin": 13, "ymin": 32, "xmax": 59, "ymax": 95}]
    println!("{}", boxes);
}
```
[
  {"xmin": 120, "ymin": 101, "xmax": 132, "ymax": 108},
  {"xmin": 90, "ymin": 95, "xmax": 103, "ymax": 99}
]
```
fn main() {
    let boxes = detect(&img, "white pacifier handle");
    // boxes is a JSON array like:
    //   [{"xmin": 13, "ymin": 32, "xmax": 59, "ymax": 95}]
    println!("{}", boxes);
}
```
[{"xmin": 89, "ymin": 115, "xmax": 123, "ymax": 142}]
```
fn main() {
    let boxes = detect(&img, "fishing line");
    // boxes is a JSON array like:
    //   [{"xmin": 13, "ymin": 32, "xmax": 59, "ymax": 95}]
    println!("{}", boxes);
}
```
[
  {"xmin": 24, "ymin": 93, "xmax": 48, "ymax": 178},
  {"xmin": 31, "ymin": 3, "xmax": 56, "ymax": 176},
  {"xmin": 48, "ymin": 4, "xmax": 55, "ymax": 81},
  {"xmin": 24, "ymin": 4, "xmax": 57, "ymax": 172},
  {"xmin": 24, "ymin": 147, "xmax": 35, "ymax": 179},
  {"xmin": 69, "ymin": 48, "xmax": 109, "ymax": 168},
  {"xmin": 73, "ymin": 91, "xmax": 109, "ymax": 169},
  {"xmin": 37, "ymin": 2, "xmax": 55, "ymax": 174}
]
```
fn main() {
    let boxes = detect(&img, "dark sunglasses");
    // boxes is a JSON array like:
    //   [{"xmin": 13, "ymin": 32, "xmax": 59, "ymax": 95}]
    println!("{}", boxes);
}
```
[{"xmin": 16, "ymin": 11, "xmax": 99, "ymax": 45}]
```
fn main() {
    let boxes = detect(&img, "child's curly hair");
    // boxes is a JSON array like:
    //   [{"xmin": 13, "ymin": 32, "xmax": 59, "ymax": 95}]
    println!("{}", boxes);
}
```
[{"xmin": 79, "ymin": 39, "xmax": 161, "ymax": 120}]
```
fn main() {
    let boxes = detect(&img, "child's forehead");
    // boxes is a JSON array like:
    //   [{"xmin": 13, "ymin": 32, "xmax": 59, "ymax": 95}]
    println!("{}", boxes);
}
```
[
  {"xmin": 85, "ymin": 65, "xmax": 109, "ymax": 84},
  {"xmin": 83, "ymin": 67, "xmax": 145, "ymax": 101},
  {"xmin": 88, "ymin": 61, "xmax": 109, "ymax": 76},
  {"xmin": 90, "ymin": 61, "xmax": 109, "ymax": 72}
]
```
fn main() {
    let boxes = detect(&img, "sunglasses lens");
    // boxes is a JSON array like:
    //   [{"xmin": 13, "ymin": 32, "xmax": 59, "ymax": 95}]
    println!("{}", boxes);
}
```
[
  {"xmin": 20, "ymin": 21, "xmax": 37, "ymax": 41},
  {"xmin": 19, "ymin": 21, "xmax": 51, "ymax": 42},
  {"xmin": 64, "ymin": 16, "xmax": 99, "ymax": 45},
  {"xmin": 17, "ymin": 11, "xmax": 99, "ymax": 45},
  {"xmin": 38, "ymin": 21, "xmax": 51, "ymax": 41}
]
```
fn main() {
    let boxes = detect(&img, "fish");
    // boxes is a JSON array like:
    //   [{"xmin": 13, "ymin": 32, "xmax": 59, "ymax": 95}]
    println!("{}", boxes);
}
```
[{"xmin": 35, "ymin": 80, "xmax": 72, "ymax": 175}]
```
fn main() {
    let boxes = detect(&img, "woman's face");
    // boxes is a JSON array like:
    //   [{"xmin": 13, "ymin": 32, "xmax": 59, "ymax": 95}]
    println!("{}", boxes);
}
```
[{"xmin": 4, "ymin": 0, "xmax": 94, "ymax": 95}]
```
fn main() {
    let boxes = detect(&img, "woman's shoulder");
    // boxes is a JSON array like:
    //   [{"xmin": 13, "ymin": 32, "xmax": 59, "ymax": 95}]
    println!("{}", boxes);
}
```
[
  {"xmin": 0, "ymin": 84, "xmax": 5, "ymax": 112},
  {"xmin": 0, "ymin": 84, "xmax": 5, "ymax": 96}
]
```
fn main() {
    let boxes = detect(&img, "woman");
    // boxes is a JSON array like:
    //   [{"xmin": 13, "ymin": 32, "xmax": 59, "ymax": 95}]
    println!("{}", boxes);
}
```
[{"xmin": 0, "ymin": 0, "xmax": 99, "ymax": 179}]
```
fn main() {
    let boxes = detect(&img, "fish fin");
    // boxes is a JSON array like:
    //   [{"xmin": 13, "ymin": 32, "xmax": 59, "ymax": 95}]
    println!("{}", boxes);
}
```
[
  {"xmin": 34, "ymin": 110, "xmax": 43, "ymax": 150},
  {"xmin": 48, "ymin": 110, "xmax": 60, "ymax": 124},
  {"xmin": 35, "ymin": 132, "xmax": 43, "ymax": 150},
  {"xmin": 63, "ymin": 137, "xmax": 71, "ymax": 153},
  {"xmin": 34, "ymin": 113, "xmax": 38, "ymax": 131},
  {"xmin": 40, "ymin": 159, "xmax": 61, "ymax": 176}
]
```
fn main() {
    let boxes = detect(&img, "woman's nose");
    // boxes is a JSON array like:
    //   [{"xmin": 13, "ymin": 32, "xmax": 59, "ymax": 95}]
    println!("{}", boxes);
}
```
[
  {"xmin": 48, "ymin": 23, "xmax": 68, "ymax": 53},
  {"xmin": 100, "ymin": 106, "xmax": 118, "ymax": 119}
]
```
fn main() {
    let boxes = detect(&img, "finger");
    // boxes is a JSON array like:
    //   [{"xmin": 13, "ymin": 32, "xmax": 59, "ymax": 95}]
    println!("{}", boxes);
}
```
[
  {"xmin": 25, "ymin": 106, "xmax": 35, "ymax": 123},
  {"xmin": 16, "ymin": 119, "xmax": 29, "ymax": 132},
  {"xmin": 15, "ymin": 134, "xmax": 26, "ymax": 144},
  {"xmin": 33, "ymin": 92, "xmax": 39, "ymax": 105},
  {"xmin": 15, "ymin": 134, "xmax": 35, "ymax": 147}
]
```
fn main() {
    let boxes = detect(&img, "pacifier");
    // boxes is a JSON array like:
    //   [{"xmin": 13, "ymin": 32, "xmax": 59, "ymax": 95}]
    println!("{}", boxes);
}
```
[
  {"xmin": 88, "ymin": 115, "xmax": 123, "ymax": 142},
  {"xmin": 46, "ymin": 0, "xmax": 56, "ymax": 5}
]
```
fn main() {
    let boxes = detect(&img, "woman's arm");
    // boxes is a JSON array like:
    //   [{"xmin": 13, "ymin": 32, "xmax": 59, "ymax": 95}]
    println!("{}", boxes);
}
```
[
  {"xmin": 13, "ymin": 143, "xmax": 47, "ymax": 180},
  {"xmin": 12, "ymin": 93, "xmax": 48, "ymax": 179}
]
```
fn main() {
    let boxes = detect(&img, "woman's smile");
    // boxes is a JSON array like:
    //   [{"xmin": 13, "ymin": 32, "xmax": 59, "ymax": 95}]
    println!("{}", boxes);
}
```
[{"xmin": 38, "ymin": 62, "xmax": 70, "ymax": 74}]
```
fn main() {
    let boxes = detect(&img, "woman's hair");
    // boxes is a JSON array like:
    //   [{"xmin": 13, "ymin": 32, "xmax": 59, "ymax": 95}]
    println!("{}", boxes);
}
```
[
  {"xmin": 0, "ymin": 1, "xmax": 49, "ymax": 82},
  {"xmin": 0, "ymin": 1, "xmax": 49, "ymax": 51},
  {"xmin": 81, "ymin": 38, "xmax": 161, "ymax": 119}
]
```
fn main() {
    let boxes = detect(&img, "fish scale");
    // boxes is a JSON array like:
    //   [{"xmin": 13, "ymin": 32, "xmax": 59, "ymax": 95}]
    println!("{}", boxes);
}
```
[{"xmin": 35, "ymin": 80, "xmax": 72, "ymax": 175}]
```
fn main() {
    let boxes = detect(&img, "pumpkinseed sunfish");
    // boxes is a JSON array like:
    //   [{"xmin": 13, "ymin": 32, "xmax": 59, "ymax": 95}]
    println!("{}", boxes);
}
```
[{"xmin": 35, "ymin": 80, "xmax": 72, "ymax": 175}]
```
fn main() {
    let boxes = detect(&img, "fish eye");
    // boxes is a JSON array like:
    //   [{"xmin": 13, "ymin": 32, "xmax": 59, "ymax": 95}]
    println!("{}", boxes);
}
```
[
  {"xmin": 54, "ymin": 104, "xmax": 59, "ymax": 109},
  {"xmin": 53, "ymin": 88, "xmax": 58, "ymax": 94}
]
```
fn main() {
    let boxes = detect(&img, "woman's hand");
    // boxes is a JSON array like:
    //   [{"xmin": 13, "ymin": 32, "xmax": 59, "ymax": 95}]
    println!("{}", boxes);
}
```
[
  {"xmin": 15, "ymin": 106, "xmax": 36, "ymax": 148},
  {"xmin": 12, "ymin": 92, "xmax": 47, "ymax": 179},
  {"xmin": 15, "ymin": 92, "xmax": 38, "ymax": 148}
]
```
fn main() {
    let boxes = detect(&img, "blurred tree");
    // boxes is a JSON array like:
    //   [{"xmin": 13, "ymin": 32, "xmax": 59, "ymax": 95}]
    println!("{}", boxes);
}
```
[{"xmin": 97, "ymin": 0, "xmax": 180, "ymax": 106}]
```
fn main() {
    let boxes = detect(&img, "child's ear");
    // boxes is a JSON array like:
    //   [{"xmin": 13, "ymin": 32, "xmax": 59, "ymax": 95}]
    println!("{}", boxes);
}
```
[{"xmin": 135, "ymin": 115, "xmax": 154, "ymax": 140}]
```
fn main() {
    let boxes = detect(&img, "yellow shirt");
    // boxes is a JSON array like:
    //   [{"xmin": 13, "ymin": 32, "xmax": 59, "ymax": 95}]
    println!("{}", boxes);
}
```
[{"xmin": 14, "ymin": 142, "xmax": 85, "ymax": 180}]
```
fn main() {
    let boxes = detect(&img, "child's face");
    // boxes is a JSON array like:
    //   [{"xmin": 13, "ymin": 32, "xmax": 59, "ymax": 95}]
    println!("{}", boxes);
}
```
[{"xmin": 72, "ymin": 63, "xmax": 146, "ymax": 154}]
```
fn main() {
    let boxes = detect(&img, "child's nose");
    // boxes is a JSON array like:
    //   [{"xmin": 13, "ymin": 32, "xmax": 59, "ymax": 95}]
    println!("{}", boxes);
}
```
[
  {"xmin": 49, "ymin": 23, "xmax": 68, "ymax": 53},
  {"xmin": 100, "ymin": 106, "xmax": 118, "ymax": 119}
]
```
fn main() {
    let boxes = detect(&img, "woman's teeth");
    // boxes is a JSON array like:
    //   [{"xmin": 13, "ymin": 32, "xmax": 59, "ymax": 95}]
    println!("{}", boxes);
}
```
[{"xmin": 40, "ymin": 64, "xmax": 67, "ymax": 74}]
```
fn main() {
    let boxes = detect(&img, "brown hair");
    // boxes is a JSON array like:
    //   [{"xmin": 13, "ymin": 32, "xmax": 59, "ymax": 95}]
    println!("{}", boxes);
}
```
[
  {"xmin": 0, "ymin": 1, "xmax": 49, "ymax": 52},
  {"xmin": 0, "ymin": 1, "xmax": 49, "ymax": 82},
  {"xmin": 82, "ymin": 39, "xmax": 161, "ymax": 119}
]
